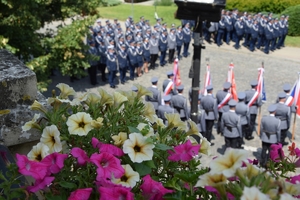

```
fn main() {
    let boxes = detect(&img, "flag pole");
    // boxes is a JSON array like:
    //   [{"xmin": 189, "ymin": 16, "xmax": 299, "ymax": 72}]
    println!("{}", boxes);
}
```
[
  {"xmin": 257, "ymin": 61, "xmax": 264, "ymax": 136},
  {"xmin": 291, "ymin": 112, "xmax": 297, "ymax": 141}
]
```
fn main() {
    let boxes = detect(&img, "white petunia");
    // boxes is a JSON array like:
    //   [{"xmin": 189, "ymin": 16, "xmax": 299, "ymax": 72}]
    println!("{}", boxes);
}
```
[
  {"xmin": 27, "ymin": 142, "xmax": 49, "ymax": 161},
  {"xmin": 56, "ymin": 83, "xmax": 76, "ymax": 99},
  {"xmin": 241, "ymin": 186, "xmax": 270, "ymax": 200},
  {"xmin": 40, "ymin": 125, "xmax": 62, "ymax": 153},
  {"xmin": 66, "ymin": 112, "xmax": 93, "ymax": 136},
  {"xmin": 112, "ymin": 164, "xmax": 140, "ymax": 188},
  {"xmin": 22, "ymin": 114, "xmax": 41, "ymax": 131}
]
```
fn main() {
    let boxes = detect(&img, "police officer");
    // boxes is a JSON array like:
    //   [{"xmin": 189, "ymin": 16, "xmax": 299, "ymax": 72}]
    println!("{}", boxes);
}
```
[
  {"xmin": 256, "ymin": 15, "xmax": 267, "ymax": 49},
  {"xmin": 221, "ymin": 99, "xmax": 242, "ymax": 149},
  {"xmin": 217, "ymin": 15, "xmax": 226, "ymax": 47},
  {"xmin": 271, "ymin": 18, "xmax": 279, "ymax": 51},
  {"xmin": 235, "ymin": 92, "xmax": 250, "ymax": 148},
  {"xmin": 157, "ymin": 95, "xmax": 176, "ymax": 125},
  {"xmin": 243, "ymin": 15, "xmax": 253, "ymax": 47},
  {"xmin": 234, "ymin": 17, "xmax": 244, "ymax": 49},
  {"xmin": 127, "ymin": 41, "xmax": 138, "ymax": 80},
  {"xmin": 260, "ymin": 104, "xmax": 281, "ymax": 167},
  {"xmin": 264, "ymin": 19, "xmax": 274, "ymax": 54},
  {"xmin": 87, "ymin": 40, "xmax": 99, "ymax": 86},
  {"xmin": 106, "ymin": 45, "xmax": 118, "ymax": 88},
  {"xmin": 277, "ymin": 15, "xmax": 285, "ymax": 49},
  {"xmin": 98, "ymin": 40, "xmax": 107, "ymax": 82},
  {"xmin": 143, "ymin": 37, "xmax": 150, "ymax": 73},
  {"xmin": 176, "ymin": 26, "xmax": 183, "ymax": 59},
  {"xmin": 216, "ymin": 82, "xmax": 232, "ymax": 134},
  {"xmin": 159, "ymin": 30, "xmax": 168, "ymax": 67},
  {"xmin": 171, "ymin": 85, "xmax": 189, "ymax": 121},
  {"xmin": 162, "ymin": 71, "xmax": 176, "ymax": 96},
  {"xmin": 224, "ymin": 11, "xmax": 233, "ymax": 45},
  {"xmin": 168, "ymin": 28, "xmax": 176, "ymax": 64},
  {"xmin": 149, "ymin": 33, "xmax": 159, "ymax": 70},
  {"xmin": 282, "ymin": 83, "xmax": 296, "ymax": 113},
  {"xmin": 182, "ymin": 22, "xmax": 191, "ymax": 57},
  {"xmin": 245, "ymin": 80, "xmax": 263, "ymax": 140},
  {"xmin": 249, "ymin": 20, "xmax": 259, "ymax": 52},
  {"xmin": 117, "ymin": 44, "xmax": 127, "ymax": 84},
  {"xmin": 136, "ymin": 42, "xmax": 144, "ymax": 77},
  {"xmin": 145, "ymin": 77, "xmax": 162, "ymax": 114},
  {"xmin": 200, "ymin": 85, "xmax": 218, "ymax": 144},
  {"xmin": 275, "ymin": 92, "xmax": 290, "ymax": 145}
]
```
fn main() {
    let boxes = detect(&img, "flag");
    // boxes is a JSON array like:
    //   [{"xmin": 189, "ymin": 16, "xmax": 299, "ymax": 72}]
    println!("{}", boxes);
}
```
[
  {"xmin": 202, "ymin": 65, "xmax": 211, "ymax": 96},
  {"xmin": 173, "ymin": 58, "xmax": 181, "ymax": 86},
  {"xmin": 227, "ymin": 63, "xmax": 237, "ymax": 100},
  {"xmin": 292, "ymin": 73, "xmax": 300, "ymax": 118},
  {"xmin": 285, "ymin": 81, "xmax": 297, "ymax": 106},
  {"xmin": 248, "ymin": 67, "xmax": 264, "ymax": 107},
  {"xmin": 218, "ymin": 93, "xmax": 232, "ymax": 109}
]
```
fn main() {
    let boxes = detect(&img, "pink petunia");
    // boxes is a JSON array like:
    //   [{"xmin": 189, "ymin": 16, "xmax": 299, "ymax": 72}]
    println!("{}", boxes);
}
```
[
  {"xmin": 99, "ymin": 185, "xmax": 134, "ymax": 200},
  {"xmin": 288, "ymin": 174, "xmax": 300, "ymax": 184},
  {"xmin": 140, "ymin": 174, "xmax": 173, "ymax": 200},
  {"xmin": 92, "ymin": 137, "xmax": 124, "ymax": 157},
  {"xmin": 90, "ymin": 152, "xmax": 124, "ymax": 180},
  {"xmin": 41, "ymin": 152, "xmax": 68, "ymax": 174},
  {"xmin": 16, "ymin": 154, "xmax": 48, "ymax": 181},
  {"xmin": 70, "ymin": 147, "xmax": 90, "ymax": 166},
  {"xmin": 68, "ymin": 188, "xmax": 93, "ymax": 200},
  {"xmin": 167, "ymin": 140, "xmax": 200, "ymax": 162},
  {"xmin": 27, "ymin": 176, "xmax": 55, "ymax": 193},
  {"xmin": 205, "ymin": 186, "xmax": 234, "ymax": 200},
  {"xmin": 270, "ymin": 143, "xmax": 285, "ymax": 162},
  {"xmin": 295, "ymin": 148, "xmax": 300, "ymax": 157}
]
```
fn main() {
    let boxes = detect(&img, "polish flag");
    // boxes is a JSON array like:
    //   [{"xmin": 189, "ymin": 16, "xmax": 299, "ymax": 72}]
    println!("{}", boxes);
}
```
[
  {"xmin": 227, "ymin": 63, "xmax": 237, "ymax": 100},
  {"xmin": 202, "ymin": 65, "xmax": 211, "ymax": 96}
]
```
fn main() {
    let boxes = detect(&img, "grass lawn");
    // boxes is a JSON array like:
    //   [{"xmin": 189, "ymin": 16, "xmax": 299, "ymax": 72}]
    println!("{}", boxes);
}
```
[
  {"xmin": 98, "ymin": 4, "xmax": 300, "ymax": 48},
  {"xmin": 98, "ymin": 4, "xmax": 181, "ymax": 27}
]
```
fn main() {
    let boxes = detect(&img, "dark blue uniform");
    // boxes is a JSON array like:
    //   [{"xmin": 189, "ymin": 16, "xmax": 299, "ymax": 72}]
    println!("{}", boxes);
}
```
[
  {"xmin": 159, "ymin": 33, "xmax": 168, "ymax": 66},
  {"xmin": 182, "ymin": 25, "xmax": 191, "ymax": 57},
  {"xmin": 176, "ymin": 28, "xmax": 183, "ymax": 58},
  {"xmin": 249, "ymin": 23, "xmax": 259, "ymax": 52},
  {"xmin": 127, "ymin": 46, "xmax": 138, "ymax": 80},
  {"xmin": 143, "ymin": 41, "xmax": 150, "ymax": 62},
  {"xmin": 264, "ymin": 22, "xmax": 274, "ymax": 54},
  {"xmin": 234, "ymin": 19, "xmax": 244, "ymax": 49},
  {"xmin": 217, "ymin": 17, "xmax": 225, "ymax": 46},
  {"xmin": 117, "ymin": 49, "xmax": 127, "ymax": 84},
  {"xmin": 106, "ymin": 52, "xmax": 118, "ymax": 87},
  {"xmin": 98, "ymin": 44, "xmax": 107, "ymax": 82}
]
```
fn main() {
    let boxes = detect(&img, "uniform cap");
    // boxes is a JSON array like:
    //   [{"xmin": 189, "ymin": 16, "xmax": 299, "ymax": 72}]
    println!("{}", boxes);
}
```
[
  {"xmin": 105, "ymin": 20, "xmax": 109, "ymax": 23},
  {"xmin": 108, "ymin": 45, "xmax": 114, "ymax": 49},
  {"xmin": 250, "ymin": 80, "xmax": 258, "ymax": 86},
  {"xmin": 177, "ymin": 26, "xmax": 182, "ymax": 29},
  {"xmin": 114, "ymin": 19, "xmax": 118, "ymax": 21},
  {"xmin": 171, "ymin": 23, "xmax": 175, "ymax": 27},
  {"xmin": 128, "ymin": 16, "xmax": 132, "ymax": 19},
  {"xmin": 151, "ymin": 77, "xmax": 158, "ymax": 83},
  {"xmin": 268, "ymin": 104, "xmax": 277, "ymax": 112},
  {"xmin": 121, "ymin": 44, "xmax": 126, "ymax": 48},
  {"xmin": 154, "ymin": 25, "xmax": 158, "ymax": 29},
  {"xmin": 170, "ymin": 28, "xmax": 175, "ymax": 32},
  {"xmin": 228, "ymin": 99, "xmax": 237, "ymax": 107},
  {"xmin": 156, "ymin": 18, "xmax": 161, "ymax": 21},
  {"xmin": 140, "ymin": 16, "xmax": 144, "ymax": 19},
  {"xmin": 163, "ymin": 95, "xmax": 171, "ymax": 102},
  {"xmin": 177, "ymin": 85, "xmax": 184, "ymax": 91},
  {"xmin": 223, "ymin": 82, "xmax": 231, "ymax": 89},
  {"xmin": 145, "ymin": 20, "xmax": 149, "ymax": 22},
  {"xmin": 167, "ymin": 71, "xmax": 174, "ymax": 76},
  {"xmin": 278, "ymin": 92, "xmax": 286, "ymax": 99},
  {"xmin": 206, "ymin": 85, "xmax": 213, "ymax": 91},
  {"xmin": 96, "ymin": 19, "xmax": 101, "ymax": 23},
  {"xmin": 162, "ymin": 23, "xmax": 167, "ymax": 26},
  {"xmin": 283, "ymin": 83, "xmax": 291, "ymax": 91},
  {"xmin": 237, "ymin": 92, "xmax": 246, "ymax": 100}
]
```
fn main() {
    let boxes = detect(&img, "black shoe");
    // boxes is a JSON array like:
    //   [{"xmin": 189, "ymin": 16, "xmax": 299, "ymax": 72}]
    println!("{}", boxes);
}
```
[
  {"xmin": 130, "ymin": 78, "xmax": 134, "ymax": 81},
  {"xmin": 110, "ymin": 85, "xmax": 116, "ymax": 88},
  {"xmin": 91, "ymin": 82, "xmax": 99, "ymax": 86},
  {"xmin": 246, "ymin": 136, "xmax": 254, "ymax": 140},
  {"xmin": 121, "ymin": 81, "xmax": 125, "ymax": 84},
  {"xmin": 281, "ymin": 141, "xmax": 289, "ymax": 146},
  {"xmin": 210, "ymin": 142, "xmax": 214, "ymax": 146}
]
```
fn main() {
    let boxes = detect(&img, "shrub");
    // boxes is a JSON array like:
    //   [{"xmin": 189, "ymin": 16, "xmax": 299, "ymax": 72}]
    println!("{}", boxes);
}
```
[
  {"xmin": 100, "ymin": 0, "xmax": 121, "ymax": 7},
  {"xmin": 282, "ymin": 4, "xmax": 300, "ymax": 36},
  {"xmin": 154, "ymin": 0, "xmax": 174, "ymax": 6}
]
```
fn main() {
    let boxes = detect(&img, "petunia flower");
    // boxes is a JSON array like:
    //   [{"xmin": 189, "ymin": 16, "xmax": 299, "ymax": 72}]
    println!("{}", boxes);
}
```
[
  {"xmin": 186, "ymin": 120, "xmax": 200, "ymax": 135},
  {"xmin": 241, "ymin": 186, "xmax": 270, "ymax": 200},
  {"xmin": 154, "ymin": 115, "xmax": 166, "ymax": 128},
  {"xmin": 137, "ymin": 123, "xmax": 154, "ymax": 137},
  {"xmin": 165, "ymin": 113, "xmax": 186, "ymax": 131},
  {"xmin": 112, "ymin": 132, "xmax": 128, "ymax": 147},
  {"xmin": 85, "ymin": 93, "xmax": 101, "ymax": 105},
  {"xmin": 68, "ymin": 188, "xmax": 93, "ymax": 200},
  {"xmin": 270, "ymin": 143, "xmax": 285, "ymax": 162},
  {"xmin": 70, "ymin": 147, "xmax": 90, "ymax": 166},
  {"xmin": 30, "ymin": 100, "xmax": 47, "ymax": 114},
  {"xmin": 99, "ymin": 185, "xmax": 134, "ymax": 200},
  {"xmin": 111, "ymin": 164, "xmax": 140, "ymax": 188},
  {"xmin": 71, "ymin": 92, "xmax": 88, "ymax": 106},
  {"xmin": 143, "ymin": 102, "xmax": 156, "ymax": 123},
  {"xmin": 295, "ymin": 148, "xmax": 300, "ymax": 157},
  {"xmin": 204, "ymin": 186, "xmax": 235, "ymax": 200},
  {"xmin": 134, "ymin": 84, "xmax": 153, "ymax": 98},
  {"xmin": 123, "ymin": 132, "xmax": 154, "ymax": 163},
  {"xmin": 22, "ymin": 114, "xmax": 41, "ymax": 131},
  {"xmin": 41, "ymin": 152, "xmax": 68, "ymax": 174},
  {"xmin": 91, "ymin": 117, "xmax": 104, "ymax": 129},
  {"xmin": 281, "ymin": 179, "xmax": 300, "ymax": 196},
  {"xmin": 199, "ymin": 135, "xmax": 211, "ymax": 156},
  {"xmin": 27, "ymin": 176, "xmax": 55, "ymax": 193},
  {"xmin": 195, "ymin": 172, "xmax": 227, "ymax": 187},
  {"xmin": 92, "ymin": 137, "xmax": 124, "ymax": 157},
  {"xmin": 27, "ymin": 142, "xmax": 49, "ymax": 162},
  {"xmin": 113, "ymin": 91, "xmax": 128, "ymax": 108},
  {"xmin": 280, "ymin": 193, "xmax": 297, "ymax": 200},
  {"xmin": 98, "ymin": 88, "xmax": 114, "ymax": 106},
  {"xmin": 140, "ymin": 174, "xmax": 173, "ymax": 200},
  {"xmin": 236, "ymin": 162, "xmax": 263, "ymax": 180},
  {"xmin": 40, "ymin": 125, "xmax": 62, "ymax": 153},
  {"xmin": 66, "ymin": 112, "xmax": 93, "ymax": 136},
  {"xmin": 56, "ymin": 83, "xmax": 76, "ymax": 99},
  {"xmin": 168, "ymin": 140, "xmax": 200, "ymax": 162},
  {"xmin": 118, "ymin": 90, "xmax": 137, "ymax": 103},
  {"xmin": 288, "ymin": 142, "xmax": 296, "ymax": 156},
  {"xmin": 16, "ymin": 154, "xmax": 48, "ymax": 181},
  {"xmin": 90, "ymin": 152, "xmax": 124, "ymax": 179},
  {"xmin": 209, "ymin": 148, "xmax": 248, "ymax": 178}
]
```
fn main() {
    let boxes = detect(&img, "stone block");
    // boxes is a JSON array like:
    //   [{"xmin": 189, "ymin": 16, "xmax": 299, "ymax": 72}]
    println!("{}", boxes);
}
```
[{"xmin": 0, "ymin": 50, "xmax": 37, "ymax": 110}]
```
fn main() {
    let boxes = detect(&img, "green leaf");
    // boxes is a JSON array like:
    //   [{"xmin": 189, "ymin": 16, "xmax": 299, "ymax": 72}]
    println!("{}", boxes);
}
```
[
  {"xmin": 144, "ymin": 160, "xmax": 156, "ymax": 169},
  {"xmin": 128, "ymin": 126, "xmax": 140, "ymax": 133},
  {"xmin": 175, "ymin": 171, "xmax": 202, "ymax": 183},
  {"xmin": 165, "ymin": 177, "xmax": 182, "ymax": 191},
  {"xmin": 155, "ymin": 143, "xmax": 172, "ymax": 150},
  {"xmin": 58, "ymin": 181, "xmax": 77, "ymax": 189},
  {"xmin": 45, "ymin": 193, "xmax": 67, "ymax": 200},
  {"xmin": 133, "ymin": 163, "xmax": 151, "ymax": 176}
]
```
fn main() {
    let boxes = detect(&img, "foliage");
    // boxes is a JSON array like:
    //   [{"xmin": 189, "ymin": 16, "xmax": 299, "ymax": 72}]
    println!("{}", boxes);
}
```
[
  {"xmin": 282, "ymin": 5, "xmax": 300, "ymax": 37},
  {"xmin": 1, "ymin": 84, "xmax": 300, "ymax": 199},
  {"xmin": 154, "ymin": 0, "xmax": 174, "ymax": 6},
  {"xmin": 100, "ymin": 0, "xmax": 121, "ymax": 7},
  {"xmin": 226, "ymin": 0, "xmax": 300, "ymax": 14}
]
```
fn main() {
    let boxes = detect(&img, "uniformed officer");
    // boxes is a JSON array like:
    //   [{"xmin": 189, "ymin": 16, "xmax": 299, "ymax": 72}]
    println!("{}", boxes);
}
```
[
  {"xmin": 182, "ymin": 22, "xmax": 191, "ymax": 57},
  {"xmin": 235, "ymin": 92, "xmax": 250, "ymax": 148},
  {"xmin": 275, "ymin": 92, "xmax": 290, "ymax": 145},
  {"xmin": 171, "ymin": 85, "xmax": 189, "ymax": 121},
  {"xmin": 145, "ymin": 77, "xmax": 162, "ymax": 114},
  {"xmin": 106, "ymin": 45, "xmax": 118, "ymax": 88},
  {"xmin": 162, "ymin": 71, "xmax": 176, "ymax": 96},
  {"xmin": 136, "ymin": 42, "xmax": 144, "ymax": 77},
  {"xmin": 216, "ymin": 15, "xmax": 226, "ymax": 47},
  {"xmin": 282, "ymin": 83, "xmax": 296, "ymax": 113},
  {"xmin": 260, "ymin": 104, "xmax": 281, "ymax": 167},
  {"xmin": 117, "ymin": 44, "xmax": 127, "ymax": 84},
  {"xmin": 271, "ymin": 18, "xmax": 279, "ymax": 51},
  {"xmin": 276, "ymin": 15, "xmax": 285, "ymax": 49},
  {"xmin": 224, "ymin": 11, "xmax": 233, "ymax": 45},
  {"xmin": 249, "ymin": 20, "xmax": 259, "ymax": 52},
  {"xmin": 200, "ymin": 85, "xmax": 218, "ymax": 144},
  {"xmin": 157, "ymin": 95, "xmax": 177, "ymax": 125},
  {"xmin": 98, "ymin": 40, "xmax": 107, "ymax": 82},
  {"xmin": 256, "ymin": 15, "xmax": 267, "ymax": 49},
  {"xmin": 159, "ymin": 30, "xmax": 168, "ymax": 67},
  {"xmin": 264, "ymin": 18, "xmax": 274, "ymax": 54},
  {"xmin": 125, "ymin": 16, "xmax": 132, "ymax": 28},
  {"xmin": 234, "ymin": 17, "xmax": 244, "ymax": 49},
  {"xmin": 127, "ymin": 41, "xmax": 138, "ymax": 80},
  {"xmin": 243, "ymin": 15, "xmax": 253, "ymax": 47},
  {"xmin": 245, "ymin": 80, "xmax": 263, "ymax": 140},
  {"xmin": 168, "ymin": 28, "xmax": 176, "ymax": 64},
  {"xmin": 221, "ymin": 99, "xmax": 242, "ymax": 149},
  {"xmin": 143, "ymin": 37, "xmax": 150, "ymax": 73},
  {"xmin": 87, "ymin": 40, "xmax": 99, "ymax": 86},
  {"xmin": 149, "ymin": 33, "xmax": 159, "ymax": 70},
  {"xmin": 216, "ymin": 82, "xmax": 232, "ymax": 134},
  {"xmin": 176, "ymin": 26, "xmax": 183, "ymax": 59}
]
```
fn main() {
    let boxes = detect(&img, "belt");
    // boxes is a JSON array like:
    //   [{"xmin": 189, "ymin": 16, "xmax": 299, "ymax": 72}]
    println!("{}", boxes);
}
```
[
  {"xmin": 263, "ymin": 130, "xmax": 276, "ymax": 139},
  {"xmin": 205, "ymin": 110, "xmax": 214, "ymax": 115},
  {"xmin": 225, "ymin": 125, "xmax": 236, "ymax": 132},
  {"xmin": 279, "ymin": 118, "xmax": 287, "ymax": 121}
]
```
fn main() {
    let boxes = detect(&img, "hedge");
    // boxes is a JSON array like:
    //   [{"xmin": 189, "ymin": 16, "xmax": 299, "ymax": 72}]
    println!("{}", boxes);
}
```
[{"xmin": 282, "ymin": 4, "xmax": 300, "ymax": 36}]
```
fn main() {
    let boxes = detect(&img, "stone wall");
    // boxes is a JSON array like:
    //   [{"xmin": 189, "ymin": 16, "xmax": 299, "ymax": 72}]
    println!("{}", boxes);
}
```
[{"xmin": 0, "ymin": 50, "xmax": 46, "ymax": 147}]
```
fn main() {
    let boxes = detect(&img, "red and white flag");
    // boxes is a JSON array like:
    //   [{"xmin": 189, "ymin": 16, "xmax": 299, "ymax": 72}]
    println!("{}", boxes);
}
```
[
  {"xmin": 173, "ymin": 58, "xmax": 181, "ymax": 86},
  {"xmin": 247, "ymin": 67, "xmax": 264, "ymax": 107},
  {"xmin": 227, "ymin": 63, "xmax": 237, "ymax": 100},
  {"xmin": 291, "ymin": 73, "xmax": 300, "ymax": 118},
  {"xmin": 202, "ymin": 65, "xmax": 211, "ymax": 96},
  {"xmin": 218, "ymin": 93, "xmax": 232, "ymax": 109}
]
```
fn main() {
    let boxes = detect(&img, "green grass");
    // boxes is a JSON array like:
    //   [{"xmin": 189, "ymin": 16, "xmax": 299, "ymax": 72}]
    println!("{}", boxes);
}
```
[
  {"xmin": 98, "ymin": 4, "xmax": 181, "ymax": 27},
  {"xmin": 285, "ymin": 36, "xmax": 300, "ymax": 48}
]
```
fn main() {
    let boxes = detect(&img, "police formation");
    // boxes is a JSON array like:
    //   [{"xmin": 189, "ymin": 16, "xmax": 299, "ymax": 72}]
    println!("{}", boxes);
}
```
[
  {"xmin": 144, "ymin": 75, "xmax": 295, "ymax": 167},
  {"xmin": 85, "ymin": 17, "xmax": 192, "ymax": 87},
  {"xmin": 203, "ymin": 9, "xmax": 289, "ymax": 54}
]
